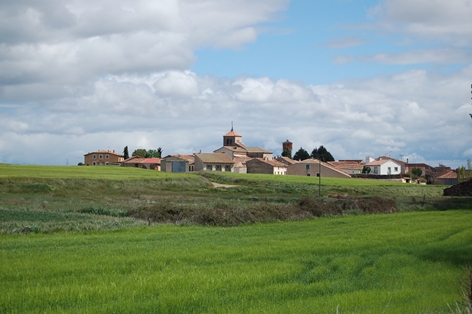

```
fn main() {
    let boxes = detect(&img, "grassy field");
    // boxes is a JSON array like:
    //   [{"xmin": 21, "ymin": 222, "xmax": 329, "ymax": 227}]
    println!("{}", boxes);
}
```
[
  {"xmin": 0, "ymin": 164, "xmax": 452, "ymax": 234},
  {"xmin": 1, "ymin": 211, "xmax": 471, "ymax": 313},
  {"xmin": 1, "ymin": 164, "xmax": 471, "ymax": 312},
  {"xmin": 0, "ymin": 164, "xmax": 195, "ymax": 179}
]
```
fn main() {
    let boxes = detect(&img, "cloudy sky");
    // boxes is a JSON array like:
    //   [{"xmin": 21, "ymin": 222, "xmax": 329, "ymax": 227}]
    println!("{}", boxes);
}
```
[{"xmin": 1, "ymin": 0, "xmax": 471, "ymax": 167}]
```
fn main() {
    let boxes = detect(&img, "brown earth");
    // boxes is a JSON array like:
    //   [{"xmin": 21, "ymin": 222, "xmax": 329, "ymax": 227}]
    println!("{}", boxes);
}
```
[{"xmin": 443, "ymin": 179, "xmax": 472, "ymax": 196}]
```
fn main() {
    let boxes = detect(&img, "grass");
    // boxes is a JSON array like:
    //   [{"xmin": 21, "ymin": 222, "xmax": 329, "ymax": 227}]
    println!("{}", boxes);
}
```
[
  {"xmin": 1, "ymin": 164, "xmax": 471, "ymax": 312},
  {"xmin": 1, "ymin": 211, "xmax": 471, "ymax": 313},
  {"xmin": 0, "ymin": 164, "xmax": 462, "ymax": 234},
  {"xmin": 0, "ymin": 164, "xmax": 196, "ymax": 180}
]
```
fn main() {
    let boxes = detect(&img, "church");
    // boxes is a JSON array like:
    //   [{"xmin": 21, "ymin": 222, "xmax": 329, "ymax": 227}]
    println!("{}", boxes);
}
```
[{"xmin": 193, "ymin": 126, "xmax": 276, "ymax": 173}]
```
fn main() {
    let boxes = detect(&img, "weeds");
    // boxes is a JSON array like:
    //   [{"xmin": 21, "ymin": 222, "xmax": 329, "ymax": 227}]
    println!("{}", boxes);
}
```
[
  {"xmin": 461, "ymin": 264, "xmax": 472, "ymax": 312},
  {"xmin": 78, "ymin": 206, "xmax": 127, "ymax": 217},
  {"xmin": 129, "ymin": 196, "xmax": 397, "ymax": 226}
]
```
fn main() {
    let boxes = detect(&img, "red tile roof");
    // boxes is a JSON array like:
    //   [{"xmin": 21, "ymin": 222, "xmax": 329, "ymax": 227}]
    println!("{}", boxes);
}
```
[
  {"xmin": 84, "ymin": 150, "xmax": 124, "ymax": 157},
  {"xmin": 139, "ymin": 158, "xmax": 161, "ymax": 164},
  {"xmin": 365, "ymin": 159, "xmax": 391, "ymax": 166},
  {"xmin": 250, "ymin": 158, "xmax": 286, "ymax": 168},
  {"xmin": 124, "ymin": 156, "xmax": 145, "ymax": 163},
  {"xmin": 437, "ymin": 171, "xmax": 457, "ymax": 179},
  {"xmin": 172, "ymin": 154, "xmax": 195, "ymax": 164},
  {"xmin": 277, "ymin": 156, "xmax": 298, "ymax": 165}
]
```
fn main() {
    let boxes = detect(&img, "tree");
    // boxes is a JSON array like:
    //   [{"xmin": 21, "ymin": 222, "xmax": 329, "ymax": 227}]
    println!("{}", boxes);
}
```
[
  {"xmin": 293, "ymin": 147, "xmax": 310, "ymax": 161},
  {"xmin": 457, "ymin": 162, "xmax": 472, "ymax": 183},
  {"xmin": 123, "ymin": 146, "xmax": 129, "ymax": 160},
  {"xmin": 281, "ymin": 147, "xmax": 292, "ymax": 159},
  {"xmin": 146, "ymin": 147, "xmax": 162, "ymax": 158},
  {"xmin": 132, "ymin": 148, "xmax": 147, "ymax": 158},
  {"xmin": 311, "ymin": 145, "xmax": 335, "ymax": 162},
  {"xmin": 362, "ymin": 166, "xmax": 371, "ymax": 174},
  {"xmin": 411, "ymin": 167, "xmax": 423, "ymax": 179}
]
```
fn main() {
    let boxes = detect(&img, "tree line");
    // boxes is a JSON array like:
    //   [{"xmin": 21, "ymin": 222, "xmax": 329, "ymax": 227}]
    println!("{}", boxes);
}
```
[
  {"xmin": 123, "ymin": 146, "xmax": 162, "ymax": 159},
  {"xmin": 282, "ymin": 145, "xmax": 335, "ymax": 162}
]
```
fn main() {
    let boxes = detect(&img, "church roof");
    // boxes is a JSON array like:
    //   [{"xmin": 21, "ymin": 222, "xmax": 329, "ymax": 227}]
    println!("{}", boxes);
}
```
[
  {"xmin": 224, "ymin": 130, "xmax": 242, "ymax": 137},
  {"xmin": 220, "ymin": 146, "xmax": 247, "ymax": 152}
]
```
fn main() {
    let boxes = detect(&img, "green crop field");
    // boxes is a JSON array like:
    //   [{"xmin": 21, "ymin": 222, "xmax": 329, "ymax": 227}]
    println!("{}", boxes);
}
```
[
  {"xmin": 0, "ymin": 164, "xmax": 194, "ymax": 180},
  {"xmin": 1, "ymin": 164, "xmax": 471, "ymax": 313},
  {"xmin": 1, "ymin": 211, "xmax": 471, "ymax": 313}
]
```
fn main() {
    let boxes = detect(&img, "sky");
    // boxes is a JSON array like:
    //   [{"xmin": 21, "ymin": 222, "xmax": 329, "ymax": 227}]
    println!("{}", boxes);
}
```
[{"xmin": 1, "ymin": 0, "xmax": 471, "ymax": 168}]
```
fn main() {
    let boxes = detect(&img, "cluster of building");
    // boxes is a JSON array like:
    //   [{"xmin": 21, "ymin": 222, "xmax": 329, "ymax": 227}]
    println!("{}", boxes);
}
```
[{"xmin": 83, "ymin": 128, "xmax": 458, "ymax": 185}]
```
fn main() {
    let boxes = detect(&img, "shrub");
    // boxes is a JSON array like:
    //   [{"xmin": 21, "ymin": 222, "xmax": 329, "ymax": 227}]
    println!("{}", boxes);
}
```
[{"xmin": 128, "ymin": 196, "xmax": 397, "ymax": 226}]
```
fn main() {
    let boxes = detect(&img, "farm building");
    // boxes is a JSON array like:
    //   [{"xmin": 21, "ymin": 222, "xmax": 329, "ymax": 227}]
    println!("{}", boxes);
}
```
[
  {"xmin": 84, "ymin": 150, "xmax": 124, "ymax": 166},
  {"xmin": 276, "ymin": 156, "xmax": 298, "ymax": 167},
  {"xmin": 161, "ymin": 155, "xmax": 189, "ymax": 173},
  {"xmin": 434, "ymin": 170, "xmax": 458, "ymax": 185},
  {"xmin": 194, "ymin": 152, "xmax": 235, "ymax": 172},
  {"xmin": 287, "ymin": 159, "xmax": 351, "ymax": 178},
  {"xmin": 246, "ymin": 158, "xmax": 287, "ymax": 175}
]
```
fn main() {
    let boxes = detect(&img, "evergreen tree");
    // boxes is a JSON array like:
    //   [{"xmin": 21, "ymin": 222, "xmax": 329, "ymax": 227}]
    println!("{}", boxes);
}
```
[
  {"xmin": 281, "ymin": 147, "xmax": 292, "ymax": 159},
  {"xmin": 311, "ymin": 145, "xmax": 334, "ymax": 162},
  {"xmin": 123, "ymin": 146, "xmax": 129, "ymax": 160},
  {"xmin": 293, "ymin": 147, "xmax": 310, "ymax": 161}
]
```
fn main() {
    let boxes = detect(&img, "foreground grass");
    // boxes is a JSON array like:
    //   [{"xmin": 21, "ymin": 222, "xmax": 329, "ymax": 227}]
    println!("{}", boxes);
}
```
[{"xmin": 1, "ymin": 210, "xmax": 471, "ymax": 313}]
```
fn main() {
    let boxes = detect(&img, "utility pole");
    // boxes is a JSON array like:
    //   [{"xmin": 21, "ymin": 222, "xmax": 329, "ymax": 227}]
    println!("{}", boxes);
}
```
[{"xmin": 318, "ymin": 158, "xmax": 321, "ymax": 197}]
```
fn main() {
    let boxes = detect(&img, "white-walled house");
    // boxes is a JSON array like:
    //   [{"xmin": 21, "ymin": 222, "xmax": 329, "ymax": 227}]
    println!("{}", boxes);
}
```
[{"xmin": 364, "ymin": 158, "xmax": 402, "ymax": 175}]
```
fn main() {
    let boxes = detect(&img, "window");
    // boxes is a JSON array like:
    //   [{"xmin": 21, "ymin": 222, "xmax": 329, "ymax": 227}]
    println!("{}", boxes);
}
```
[
  {"xmin": 216, "ymin": 165, "xmax": 222, "ymax": 171},
  {"xmin": 105, "ymin": 162, "xmax": 109, "ymax": 165},
  {"xmin": 92, "ymin": 161, "xmax": 96, "ymax": 165},
  {"xmin": 225, "ymin": 165, "xmax": 231, "ymax": 172},
  {"xmin": 394, "ymin": 167, "xmax": 398, "ymax": 172},
  {"xmin": 99, "ymin": 155, "xmax": 103, "ymax": 159},
  {"xmin": 306, "ymin": 164, "xmax": 310, "ymax": 170},
  {"xmin": 206, "ymin": 165, "xmax": 212, "ymax": 170},
  {"xmin": 106, "ymin": 155, "xmax": 109, "ymax": 159},
  {"xmin": 387, "ymin": 167, "xmax": 391, "ymax": 174},
  {"xmin": 92, "ymin": 154, "xmax": 96, "ymax": 159}
]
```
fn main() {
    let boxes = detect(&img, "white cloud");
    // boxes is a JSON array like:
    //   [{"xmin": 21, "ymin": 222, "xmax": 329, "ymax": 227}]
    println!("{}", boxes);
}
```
[
  {"xmin": 1, "ymin": 66, "xmax": 471, "ymax": 166},
  {"xmin": 0, "ymin": 0, "xmax": 288, "ymax": 87},
  {"xmin": 1, "ymin": 0, "xmax": 471, "ymax": 169},
  {"xmin": 154, "ymin": 71, "xmax": 199, "ymax": 97},
  {"xmin": 370, "ymin": 0, "xmax": 472, "ymax": 44}
]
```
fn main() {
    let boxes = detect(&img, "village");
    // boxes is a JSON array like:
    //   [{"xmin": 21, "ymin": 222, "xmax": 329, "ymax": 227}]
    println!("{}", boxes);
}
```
[{"xmin": 83, "ymin": 127, "xmax": 459, "ymax": 185}]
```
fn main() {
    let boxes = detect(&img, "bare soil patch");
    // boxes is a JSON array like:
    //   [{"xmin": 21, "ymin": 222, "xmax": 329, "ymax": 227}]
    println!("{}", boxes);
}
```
[{"xmin": 211, "ymin": 182, "xmax": 238, "ymax": 188}]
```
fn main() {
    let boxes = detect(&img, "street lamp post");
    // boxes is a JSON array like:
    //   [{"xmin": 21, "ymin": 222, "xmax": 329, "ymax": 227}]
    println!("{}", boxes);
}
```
[{"xmin": 318, "ymin": 158, "xmax": 321, "ymax": 197}]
